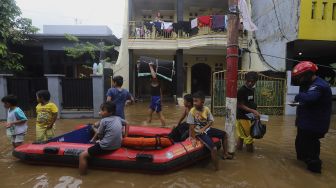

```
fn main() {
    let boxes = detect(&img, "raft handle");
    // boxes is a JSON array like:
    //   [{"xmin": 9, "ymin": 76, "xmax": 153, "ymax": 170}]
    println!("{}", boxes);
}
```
[
  {"xmin": 43, "ymin": 147, "xmax": 59, "ymax": 155},
  {"xmin": 136, "ymin": 153, "xmax": 153, "ymax": 162}
]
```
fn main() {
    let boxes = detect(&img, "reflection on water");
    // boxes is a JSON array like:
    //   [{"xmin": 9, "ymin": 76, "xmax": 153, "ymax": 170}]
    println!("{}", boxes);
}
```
[{"xmin": 0, "ymin": 102, "xmax": 335, "ymax": 188}]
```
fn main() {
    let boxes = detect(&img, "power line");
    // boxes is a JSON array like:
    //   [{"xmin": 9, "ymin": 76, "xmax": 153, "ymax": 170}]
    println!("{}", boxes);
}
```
[
  {"xmin": 271, "ymin": 0, "xmax": 290, "ymax": 41},
  {"xmin": 242, "ymin": 49, "xmax": 336, "ymax": 71}
]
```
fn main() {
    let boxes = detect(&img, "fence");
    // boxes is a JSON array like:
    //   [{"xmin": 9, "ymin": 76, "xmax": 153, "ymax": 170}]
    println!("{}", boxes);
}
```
[
  {"xmin": 62, "ymin": 78, "xmax": 93, "ymax": 109},
  {"xmin": 7, "ymin": 77, "xmax": 48, "ymax": 117},
  {"xmin": 128, "ymin": 21, "xmax": 244, "ymax": 40},
  {"xmin": 212, "ymin": 71, "xmax": 286, "ymax": 116}
]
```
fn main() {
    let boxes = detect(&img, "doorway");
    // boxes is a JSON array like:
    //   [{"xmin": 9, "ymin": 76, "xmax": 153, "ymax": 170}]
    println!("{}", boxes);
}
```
[{"xmin": 191, "ymin": 63, "xmax": 211, "ymax": 95}]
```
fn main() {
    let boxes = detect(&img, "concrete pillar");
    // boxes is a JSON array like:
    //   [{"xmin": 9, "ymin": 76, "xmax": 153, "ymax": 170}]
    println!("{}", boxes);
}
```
[
  {"xmin": 0, "ymin": 74, "xmax": 13, "ymax": 120},
  {"xmin": 285, "ymin": 71, "xmax": 299, "ymax": 115},
  {"xmin": 176, "ymin": 49, "xmax": 184, "ymax": 97},
  {"xmin": 92, "ymin": 75, "xmax": 104, "ymax": 118},
  {"xmin": 187, "ymin": 66, "xmax": 192, "ymax": 94},
  {"xmin": 45, "ymin": 74, "xmax": 64, "ymax": 118},
  {"xmin": 128, "ymin": 0, "xmax": 133, "ymax": 21},
  {"xmin": 177, "ymin": 0, "xmax": 184, "ymax": 22},
  {"xmin": 129, "ymin": 49, "xmax": 134, "ymax": 94}
]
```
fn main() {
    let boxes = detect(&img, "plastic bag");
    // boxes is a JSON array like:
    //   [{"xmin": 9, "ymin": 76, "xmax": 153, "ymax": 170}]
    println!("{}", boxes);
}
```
[{"xmin": 250, "ymin": 120, "xmax": 266, "ymax": 139}]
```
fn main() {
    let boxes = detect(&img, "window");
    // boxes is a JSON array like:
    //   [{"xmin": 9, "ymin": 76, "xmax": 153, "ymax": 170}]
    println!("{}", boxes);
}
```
[
  {"xmin": 312, "ymin": 1, "xmax": 317, "ymax": 19},
  {"xmin": 333, "ymin": 3, "xmax": 336, "ymax": 20},
  {"xmin": 322, "ymin": 2, "xmax": 327, "ymax": 20}
]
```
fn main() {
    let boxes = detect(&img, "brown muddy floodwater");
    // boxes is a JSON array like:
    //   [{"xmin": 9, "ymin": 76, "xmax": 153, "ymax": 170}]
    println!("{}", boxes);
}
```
[{"xmin": 1, "ymin": 102, "xmax": 336, "ymax": 188}]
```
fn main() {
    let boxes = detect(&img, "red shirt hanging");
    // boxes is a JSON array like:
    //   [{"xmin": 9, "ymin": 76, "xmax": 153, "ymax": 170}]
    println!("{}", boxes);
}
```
[{"xmin": 198, "ymin": 16, "xmax": 212, "ymax": 27}]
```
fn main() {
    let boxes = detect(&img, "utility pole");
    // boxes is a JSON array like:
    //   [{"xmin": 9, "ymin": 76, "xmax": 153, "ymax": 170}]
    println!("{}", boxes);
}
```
[{"xmin": 225, "ymin": 0, "xmax": 240, "ymax": 154}]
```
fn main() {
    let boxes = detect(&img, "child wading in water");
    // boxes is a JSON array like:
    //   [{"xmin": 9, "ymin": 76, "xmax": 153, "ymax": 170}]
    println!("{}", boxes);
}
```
[
  {"xmin": 1, "ymin": 95, "xmax": 28, "ymax": 148},
  {"xmin": 106, "ymin": 75, "xmax": 134, "ymax": 136},
  {"xmin": 147, "ymin": 63, "xmax": 166, "ymax": 126},
  {"xmin": 35, "ymin": 90, "xmax": 58, "ymax": 142},
  {"xmin": 79, "ymin": 101, "xmax": 123, "ymax": 175},
  {"xmin": 187, "ymin": 91, "xmax": 232, "ymax": 170},
  {"xmin": 106, "ymin": 75, "xmax": 134, "ymax": 120},
  {"xmin": 236, "ymin": 72, "xmax": 260, "ymax": 152},
  {"xmin": 168, "ymin": 94, "xmax": 193, "ymax": 142}
]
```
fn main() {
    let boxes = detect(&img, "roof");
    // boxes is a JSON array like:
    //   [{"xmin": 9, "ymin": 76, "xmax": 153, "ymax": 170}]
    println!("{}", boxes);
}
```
[{"xmin": 30, "ymin": 25, "xmax": 120, "ymax": 45}]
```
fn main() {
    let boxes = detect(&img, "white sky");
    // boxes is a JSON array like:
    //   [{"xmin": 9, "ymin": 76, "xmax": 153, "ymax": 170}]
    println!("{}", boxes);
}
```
[{"xmin": 16, "ymin": 0, "xmax": 126, "ymax": 38}]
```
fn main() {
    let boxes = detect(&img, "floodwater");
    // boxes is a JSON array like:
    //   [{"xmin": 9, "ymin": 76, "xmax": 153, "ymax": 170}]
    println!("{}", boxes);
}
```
[{"xmin": 1, "ymin": 102, "xmax": 336, "ymax": 188}]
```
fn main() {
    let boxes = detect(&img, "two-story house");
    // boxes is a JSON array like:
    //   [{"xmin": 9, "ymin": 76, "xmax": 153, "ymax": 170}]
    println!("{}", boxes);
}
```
[{"xmin": 116, "ymin": 0, "xmax": 247, "ymax": 100}]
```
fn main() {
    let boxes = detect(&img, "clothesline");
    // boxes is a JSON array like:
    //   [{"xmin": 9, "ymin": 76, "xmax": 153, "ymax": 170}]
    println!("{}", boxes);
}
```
[{"xmin": 133, "ymin": 14, "xmax": 230, "ymax": 36}]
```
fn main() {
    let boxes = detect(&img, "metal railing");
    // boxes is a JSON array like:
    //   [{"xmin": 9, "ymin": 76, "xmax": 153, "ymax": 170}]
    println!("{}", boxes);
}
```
[
  {"xmin": 212, "ymin": 71, "xmax": 286, "ymax": 116},
  {"xmin": 7, "ymin": 77, "xmax": 48, "ymax": 117},
  {"xmin": 129, "ymin": 21, "xmax": 241, "ymax": 40},
  {"xmin": 62, "ymin": 78, "xmax": 93, "ymax": 109}
]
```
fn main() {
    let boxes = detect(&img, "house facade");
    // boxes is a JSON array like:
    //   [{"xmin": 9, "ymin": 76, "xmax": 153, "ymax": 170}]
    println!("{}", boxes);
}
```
[
  {"xmin": 246, "ymin": 0, "xmax": 336, "ymax": 114},
  {"xmin": 16, "ymin": 25, "xmax": 120, "ymax": 78},
  {"xmin": 120, "ymin": 0, "xmax": 248, "ymax": 99}
]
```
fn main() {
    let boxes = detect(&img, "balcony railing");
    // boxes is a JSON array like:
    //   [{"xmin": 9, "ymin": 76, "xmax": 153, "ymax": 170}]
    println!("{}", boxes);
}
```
[{"xmin": 129, "ymin": 21, "xmax": 244, "ymax": 40}]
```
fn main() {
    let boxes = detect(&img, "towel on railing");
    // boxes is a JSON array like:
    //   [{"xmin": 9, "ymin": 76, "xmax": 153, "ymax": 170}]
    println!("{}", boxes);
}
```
[
  {"xmin": 212, "ymin": 15, "xmax": 225, "ymax": 30},
  {"xmin": 173, "ymin": 21, "xmax": 191, "ymax": 34},
  {"xmin": 198, "ymin": 16, "xmax": 211, "ymax": 27},
  {"xmin": 191, "ymin": 18, "xmax": 198, "ymax": 29},
  {"xmin": 144, "ymin": 21, "xmax": 154, "ymax": 31},
  {"xmin": 153, "ymin": 21, "xmax": 162, "ymax": 32}
]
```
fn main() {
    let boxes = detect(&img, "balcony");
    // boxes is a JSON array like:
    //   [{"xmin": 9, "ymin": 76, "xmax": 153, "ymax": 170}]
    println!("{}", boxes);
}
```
[{"xmin": 128, "ymin": 21, "xmax": 247, "ymax": 50}]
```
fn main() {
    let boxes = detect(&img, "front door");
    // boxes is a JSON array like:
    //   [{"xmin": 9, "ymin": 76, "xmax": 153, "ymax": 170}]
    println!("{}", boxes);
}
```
[{"xmin": 191, "ymin": 63, "xmax": 211, "ymax": 95}]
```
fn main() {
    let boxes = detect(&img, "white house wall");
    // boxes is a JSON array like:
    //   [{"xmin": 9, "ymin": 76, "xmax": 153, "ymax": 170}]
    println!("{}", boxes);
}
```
[
  {"xmin": 113, "ymin": 0, "xmax": 130, "ymax": 90},
  {"xmin": 243, "ymin": 0, "xmax": 300, "ymax": 71}
]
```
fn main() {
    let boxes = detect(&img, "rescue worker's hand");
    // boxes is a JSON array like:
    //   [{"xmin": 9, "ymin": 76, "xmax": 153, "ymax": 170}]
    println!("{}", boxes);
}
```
[{"xmin": 288, "ymin": 101, "xmax": 300, "ymax": 107}]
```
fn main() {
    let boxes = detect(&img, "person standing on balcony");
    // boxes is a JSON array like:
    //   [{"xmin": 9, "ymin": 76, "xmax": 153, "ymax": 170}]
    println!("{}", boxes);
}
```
[
  {"xmin": 290, "ymin": 61, "xmax": 332, "ymax": 173},
  {"xmin": 147, "ymin": 63, "xmax": 166, "ymax": 127},
  {"xmin": 236, "ymin": 71, "xmax": 260, "ymax": 153}
]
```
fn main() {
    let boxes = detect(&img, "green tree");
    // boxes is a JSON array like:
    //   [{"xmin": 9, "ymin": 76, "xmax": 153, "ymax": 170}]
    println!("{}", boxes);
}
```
[
  {"xmin": 64, "ymin": 34, "xmax": 114, "ymax": 63},
  {"xmin": 0, "ymin": 0, "xmax": 38, "ymax": 72}
]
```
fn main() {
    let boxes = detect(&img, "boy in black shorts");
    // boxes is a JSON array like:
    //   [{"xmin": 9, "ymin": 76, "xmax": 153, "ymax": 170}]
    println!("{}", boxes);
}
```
[
  {"xmin": 187, "ymin": 91, "xmax": 232, "ymax": 171},
  {"xmin": 79, "ymin": 101, "xmax": 123, "ymax": 175}
]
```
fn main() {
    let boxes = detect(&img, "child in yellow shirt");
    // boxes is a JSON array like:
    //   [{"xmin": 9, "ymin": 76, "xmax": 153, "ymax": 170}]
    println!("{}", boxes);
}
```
[{"xmin": 35, "ymin": 90, "xmax": 58, "ymax": 142}]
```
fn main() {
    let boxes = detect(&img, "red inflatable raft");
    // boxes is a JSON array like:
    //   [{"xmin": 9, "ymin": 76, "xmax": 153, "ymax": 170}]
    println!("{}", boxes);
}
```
[{"xmin": 13, "ymin": 125, "xmax": 220, "ymax": 173}]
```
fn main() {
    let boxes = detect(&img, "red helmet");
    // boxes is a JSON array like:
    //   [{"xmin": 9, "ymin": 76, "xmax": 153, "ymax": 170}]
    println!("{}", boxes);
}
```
[{"xmin": 292, "ymin": 61, "xmax": 318, "ymax": 77}]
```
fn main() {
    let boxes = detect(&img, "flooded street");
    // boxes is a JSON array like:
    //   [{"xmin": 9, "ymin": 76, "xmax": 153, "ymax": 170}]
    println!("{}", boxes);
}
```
[{"xmin": 1, "ymin": 102, "xmax": 336, "ymax": 188}]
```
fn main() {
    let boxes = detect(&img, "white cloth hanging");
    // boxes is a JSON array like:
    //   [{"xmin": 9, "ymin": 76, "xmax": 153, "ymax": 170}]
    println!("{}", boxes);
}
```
[
  {"xmin": 238, "ymin": 0, "xmax": 258, "ymax": 31},
  {"xmin": 162, "ymin": 22, "xmax": 173, "ymax": 30},
  {"xmin": 191, "ymin": 18, "xmax": 198, "ymax": 29}
]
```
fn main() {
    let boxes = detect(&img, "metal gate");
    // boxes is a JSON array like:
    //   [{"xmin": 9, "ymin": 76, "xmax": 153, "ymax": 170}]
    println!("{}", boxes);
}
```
[
  {"xmin": 212, "ymin": 71, "xmax": 286, "ymax": 116},
  {"xmin": 62, "ymin": 78, "xmax": 93, "ymax": 109},
  {"xmin": 7, "ymin": 77, "xmax": 48, "ymax": 117}
]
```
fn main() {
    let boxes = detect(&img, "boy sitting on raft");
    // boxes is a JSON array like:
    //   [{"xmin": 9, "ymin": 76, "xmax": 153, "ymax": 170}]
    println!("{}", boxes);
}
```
[
  {"xmin": 79, "ymin": 101, "xmax": 123, "ymax": 175},
  {"xmin": 169, "ymin": 94, "xmax": 193, "ymax": 142},
  {"xmin": 187, "ymin": 91, "xmax": 232, "ymax": 170}
]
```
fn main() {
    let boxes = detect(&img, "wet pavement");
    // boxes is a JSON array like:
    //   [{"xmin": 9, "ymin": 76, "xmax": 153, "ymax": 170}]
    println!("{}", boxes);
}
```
[{"xmin": 0, "ymin": 102, "xmax": 335, "ymax": 188}]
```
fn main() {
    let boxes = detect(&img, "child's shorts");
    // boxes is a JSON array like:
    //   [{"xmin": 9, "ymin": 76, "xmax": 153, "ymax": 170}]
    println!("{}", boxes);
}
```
[
  {"xmin": 88, "ymin": 143, "xmax": 115, "ymax": 157},
  {"xmin": 149, "ymin": 96, "xmax": 162, "ymax": 113},
  {"xmin": 197, "ymin": 128, "xmax": 225, "ymax": 150},
  {"xmin": 9, "ymin": 133, "xmax": 25, "ymax": 143}
]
